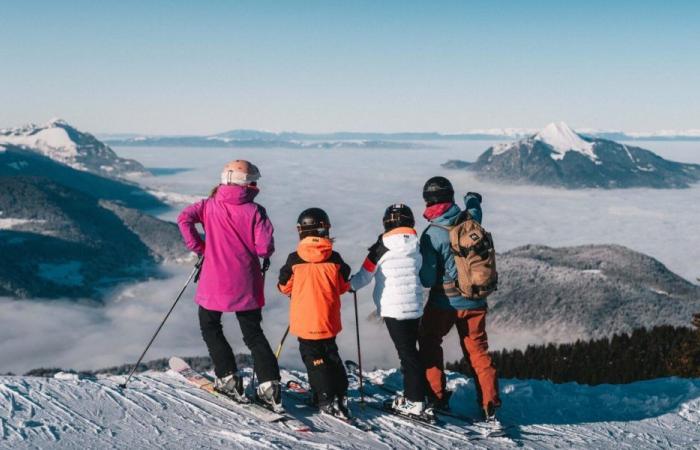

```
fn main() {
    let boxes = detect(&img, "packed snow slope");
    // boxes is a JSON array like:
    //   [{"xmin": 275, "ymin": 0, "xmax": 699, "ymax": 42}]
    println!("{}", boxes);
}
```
[{"xmin": 1, "ymin": 367, "xmax": 699, "ymax": 449}]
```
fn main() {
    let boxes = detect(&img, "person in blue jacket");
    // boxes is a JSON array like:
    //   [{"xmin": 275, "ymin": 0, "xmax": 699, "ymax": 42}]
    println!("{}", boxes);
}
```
[{"xmin": 418, "ymin": 176, "xmax": 501, "ymax": 421}]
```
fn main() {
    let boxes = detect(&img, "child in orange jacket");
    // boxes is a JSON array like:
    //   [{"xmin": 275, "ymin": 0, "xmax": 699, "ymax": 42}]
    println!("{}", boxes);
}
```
[{"xmin": 277, "ymin": 207, "xmax": 352, "ymax": 418}]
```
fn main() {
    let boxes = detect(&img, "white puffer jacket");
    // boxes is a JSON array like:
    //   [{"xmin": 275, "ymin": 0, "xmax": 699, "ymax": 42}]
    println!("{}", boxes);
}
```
[{"xmin": 350, "ymin": 227, "xmax": 424, "ymax": 320}]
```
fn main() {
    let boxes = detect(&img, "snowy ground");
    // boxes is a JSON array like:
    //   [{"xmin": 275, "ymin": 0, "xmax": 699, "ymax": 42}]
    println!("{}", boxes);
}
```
[{"xmin": 1, "ymin": 368, "xmax": 699, "ymax": 449}]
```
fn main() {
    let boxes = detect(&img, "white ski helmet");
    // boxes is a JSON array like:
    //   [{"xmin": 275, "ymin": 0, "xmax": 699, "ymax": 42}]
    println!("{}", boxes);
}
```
[{"xmin": 220, "ymin": 160, "xmax": 261, "ymax": 186}]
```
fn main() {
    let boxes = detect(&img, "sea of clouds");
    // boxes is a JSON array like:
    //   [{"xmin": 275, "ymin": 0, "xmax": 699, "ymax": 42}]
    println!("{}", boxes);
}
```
[{"xmin": 2, "ymin": 141, "xmax": 699, "ymax": 374}]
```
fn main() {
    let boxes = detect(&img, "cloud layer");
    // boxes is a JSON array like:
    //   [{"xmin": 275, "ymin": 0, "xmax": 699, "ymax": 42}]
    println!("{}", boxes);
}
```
[{"xmin": 2, "ymin": 142, "xmax": 698, "ymax": 374}]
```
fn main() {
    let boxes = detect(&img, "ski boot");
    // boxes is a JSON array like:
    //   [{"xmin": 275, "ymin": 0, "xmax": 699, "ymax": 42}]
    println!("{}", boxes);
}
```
[
  {"xmin": 483, "ymin": 401, "xmax": 499, "ymax": 422},
  {"xmin": 214, "ymin": 372, "xmax": 249, "ymax": 403},
  {"xmin": 427, "ymin": 389, "xmax": 452, "ymax": 412},
  {"xmin": 391, "ymin": 395, "xmax": 436, "ymax": 422},
  {"xmin": 477, "ymin": 401, "xmax": 505, "ymax": 436},
  {"xmin": 256, "ymin": 380, "xmax": 284, "ymax": 413},
  {"xmin": 320, "ymin": 394, "xmax": 351, "ymax": 420}
]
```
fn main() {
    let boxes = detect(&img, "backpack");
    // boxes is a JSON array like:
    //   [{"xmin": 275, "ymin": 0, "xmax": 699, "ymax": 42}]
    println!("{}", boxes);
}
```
[{"xmin": 432, "ymin": 211, "xmax": 498, "ymax": 298}]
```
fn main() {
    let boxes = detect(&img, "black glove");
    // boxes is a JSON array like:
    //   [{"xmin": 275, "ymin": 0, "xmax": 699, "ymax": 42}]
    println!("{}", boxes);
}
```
[
  {"xmin": 466, "ymin": 192, "xmax": 483, "ymax": 203},
  {"xmin": 262, "ymin": 257, "xmax": 271, "ymax": 273}
]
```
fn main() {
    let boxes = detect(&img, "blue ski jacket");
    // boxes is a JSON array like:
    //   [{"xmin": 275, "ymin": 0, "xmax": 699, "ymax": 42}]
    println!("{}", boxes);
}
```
[{"xmin": 419, "ymin": 193, "xmax": 487, "ymax": 311}]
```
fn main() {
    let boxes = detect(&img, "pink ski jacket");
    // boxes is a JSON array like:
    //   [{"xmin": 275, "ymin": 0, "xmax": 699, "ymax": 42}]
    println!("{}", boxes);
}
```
[{"xmin": 177, "ymin": 185, "xmax": 274, "ymax": 312}]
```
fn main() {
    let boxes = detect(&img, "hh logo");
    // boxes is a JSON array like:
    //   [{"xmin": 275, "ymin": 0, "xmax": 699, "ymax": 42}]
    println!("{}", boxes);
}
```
[
  {"xmin": 312, "ymin": 358, "xmax": 325, "ymax": 367},
  {"xmin": 470, "ymin": 233, "xmax": 480, "ymax": 241}
]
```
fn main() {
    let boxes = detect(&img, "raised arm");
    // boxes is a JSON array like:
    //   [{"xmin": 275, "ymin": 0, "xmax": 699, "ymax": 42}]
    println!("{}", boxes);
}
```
[
  {"xmin": 464, "ymin": 192, "xmax": 483, "ymax": 224},
  {"xmin": 177, "ymin": 200, "xmax": 206, "ymax": 255}
]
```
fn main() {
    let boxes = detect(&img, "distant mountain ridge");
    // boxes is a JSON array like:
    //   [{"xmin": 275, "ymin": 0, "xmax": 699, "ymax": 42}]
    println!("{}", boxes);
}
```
[
  {"xmin": 444, "ymin": 122, "xmax": 700, "ymax": 188},
  {"xmin": 0, "ymin": 119, "xmax": 148, "ymax": 178},
  {"xmin": 105, "ymin": 135, "xmax": 428, "ymax": 149},
  {"xmin": 100, "ymin": 127, "xmax": 700, "ymax": 144}
]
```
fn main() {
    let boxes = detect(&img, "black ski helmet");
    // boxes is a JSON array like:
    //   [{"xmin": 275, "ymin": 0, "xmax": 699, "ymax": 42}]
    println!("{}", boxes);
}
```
[
  {"xmin": 383, "ymin": 203, "xmax": 415, "ymax": 232},
  {"xmin": 422, "ymin": 176, "xmax": 454, "ymax": 205},
  {"xmin": 296, "ymin": 207, "xmax": 331, "ymax": 239}
]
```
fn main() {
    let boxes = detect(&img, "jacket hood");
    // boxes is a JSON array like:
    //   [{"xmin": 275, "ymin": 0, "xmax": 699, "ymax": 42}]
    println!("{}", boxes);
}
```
[
  {"xmin": 297, "ymin": 236, "xmax": 334, "ymax": 262},
  {"xmin": 215, "ymin": 184, "xmax": 259, "ymax": 205},
  {"xmin": 382, "ymin": 227, "xmax": 419, "ymax": 251},
  {"xmin": 431, "ymin": 203, "xmax": 462, "ymax": 226}
]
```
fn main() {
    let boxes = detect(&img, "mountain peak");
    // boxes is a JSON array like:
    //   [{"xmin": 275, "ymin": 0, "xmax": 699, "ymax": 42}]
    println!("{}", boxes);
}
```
[
  {"xmin": 534, "ymin": 121, "xmax": 596, "ymax": 161},
  {"xmin": 46, "ymin": 117, "xmax": 71, "ymax": 128}
]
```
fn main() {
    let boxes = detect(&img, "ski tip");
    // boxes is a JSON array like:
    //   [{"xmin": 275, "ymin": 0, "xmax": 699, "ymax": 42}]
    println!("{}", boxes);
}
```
[{"xmin": 168, "ymin": 356, "xmax": 188, "ymax": 371}]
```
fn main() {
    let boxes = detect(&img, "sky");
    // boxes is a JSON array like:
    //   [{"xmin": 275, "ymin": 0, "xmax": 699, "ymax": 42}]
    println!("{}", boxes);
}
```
[{"xmin": 1, "ymin": 0, "xmax": 699, "ymax": 134}]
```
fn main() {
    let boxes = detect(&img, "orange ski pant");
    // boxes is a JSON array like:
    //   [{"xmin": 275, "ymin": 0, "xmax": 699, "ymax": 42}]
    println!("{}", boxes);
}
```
[{"xmin": 419, "ymin": 306, "xmax": 500, "ymax": 409}]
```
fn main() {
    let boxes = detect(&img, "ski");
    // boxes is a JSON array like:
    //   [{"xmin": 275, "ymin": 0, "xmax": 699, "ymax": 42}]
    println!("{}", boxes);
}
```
[
  {"xmin": 285, "ymin": 380, "xmax": 376, "ymax": 432},
  {"xmin": 168, "ymin": 357, "xmax": 311, "ymax": 432},
  {"xmin": 345, "ymin": 359, "xmax": 511, "ymax": 438}
]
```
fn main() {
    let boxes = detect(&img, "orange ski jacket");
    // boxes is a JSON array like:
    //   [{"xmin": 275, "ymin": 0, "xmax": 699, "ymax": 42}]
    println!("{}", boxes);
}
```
[{"xmin": 277, "ymin": 237, "xmax": 351, "ymax": 340}]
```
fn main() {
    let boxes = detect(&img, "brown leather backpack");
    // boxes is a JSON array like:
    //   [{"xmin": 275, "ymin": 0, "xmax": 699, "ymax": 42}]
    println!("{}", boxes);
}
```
[{"xmin": 432, "ymin": 212, "xmax": 498, "ymax": 298}]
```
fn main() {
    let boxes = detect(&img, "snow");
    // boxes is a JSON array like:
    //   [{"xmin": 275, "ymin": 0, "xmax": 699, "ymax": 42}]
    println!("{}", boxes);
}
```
[
  {"xmin": 581, "ymin": 269, "xmax": 603, "ymax": 275},
  {"xmin": 534, "ymin": 122, "xmax": 598, "ymax": 161},
  {"xmin": 0, "ymin": 368, "xmax": 698, "ymax": 449},
  {"xmin": 0, "ymin": 218, "xmax": 46, "ymax": 230},
  {"xmin": 492, "ymin": 142, "xmax": 517, "ymax": 156},
  {"xmin": 0, "ymin": 125, "xmax": 79, "ymax": 164}
]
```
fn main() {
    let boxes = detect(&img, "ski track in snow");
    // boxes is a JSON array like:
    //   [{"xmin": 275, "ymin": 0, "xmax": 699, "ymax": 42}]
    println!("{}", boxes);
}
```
[{"xmin": 1, "ymin": 368, "xmax": 699, "ymax": 449}]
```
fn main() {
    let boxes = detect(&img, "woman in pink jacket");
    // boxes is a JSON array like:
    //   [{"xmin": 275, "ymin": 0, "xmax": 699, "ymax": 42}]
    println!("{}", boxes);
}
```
[{"xmin": 178, "ymin": 160, "xmax": 282, "ymax": 411}]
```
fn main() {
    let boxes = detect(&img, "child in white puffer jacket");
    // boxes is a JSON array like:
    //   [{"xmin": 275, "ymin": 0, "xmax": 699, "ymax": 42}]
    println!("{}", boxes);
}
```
[{"xmin": 351, "ymin": 204, "xmax": 432, "ymax": 419}]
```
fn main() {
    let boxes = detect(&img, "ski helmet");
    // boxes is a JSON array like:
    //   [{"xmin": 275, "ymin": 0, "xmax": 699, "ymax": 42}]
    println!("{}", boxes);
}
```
[
  {"xmin": 296, "ymin": 207, "xmax": 331, "ymax": 239},
  {"xmin": 220, "ymin": 160, "xmax": 261, "ymax": 186},
  {"xmin": 422, "ymin": 176, "xmax": 454, "ymax": 205},
  {"xmin": 383, "ymin": 203, "xmax": 415, "ymax": 232}
]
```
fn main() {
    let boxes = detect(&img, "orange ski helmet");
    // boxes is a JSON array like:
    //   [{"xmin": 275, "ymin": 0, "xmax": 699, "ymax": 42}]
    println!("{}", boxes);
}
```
[{"xmin": 220, "ymin": 160, "xmax": 261, "ymax": 186}]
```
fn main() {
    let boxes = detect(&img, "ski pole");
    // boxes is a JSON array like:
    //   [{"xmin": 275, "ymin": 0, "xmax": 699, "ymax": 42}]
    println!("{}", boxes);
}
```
[
  {"xmin": 252, "ymin": 257, "xmax": 271, "ymax": 394},
  {"xmin": 274, "ymin": 326, "xmax": 290, "ymax": 359},
  {"xmin": 353, "ymin": 290, "xmax": 365, "ymax": 405},
  {"xmin": 119, "ymin": 255, "xmax": 204, "ymax": 389}
]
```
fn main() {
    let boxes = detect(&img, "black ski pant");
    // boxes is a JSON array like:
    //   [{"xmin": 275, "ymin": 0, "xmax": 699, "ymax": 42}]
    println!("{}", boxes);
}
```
[
  {"xmin": 198, "ymin": 306, "xmax": 280, "ymax": 383},
  {"xmin": 298, "ymin": 337, "xmax": 348, "ymax": 406},
  {"xmin": 385, "ymin": 317, "xmax": 426, "ymax": 402}
]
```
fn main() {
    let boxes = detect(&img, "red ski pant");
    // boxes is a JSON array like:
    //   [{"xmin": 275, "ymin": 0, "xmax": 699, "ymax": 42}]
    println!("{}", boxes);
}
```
[{"xmin": 419, "ymin": 306, "xmax": 500, "ymax": 409}]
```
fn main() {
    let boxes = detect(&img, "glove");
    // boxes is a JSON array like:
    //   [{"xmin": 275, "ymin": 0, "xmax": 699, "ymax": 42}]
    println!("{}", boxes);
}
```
[
  {"xmin": 466, "ymin": 192, "xmax": 482, "ymax": 203},
  {"xmin": 262, "ymin": 257, "xmax": 271, "ymax": 273}
]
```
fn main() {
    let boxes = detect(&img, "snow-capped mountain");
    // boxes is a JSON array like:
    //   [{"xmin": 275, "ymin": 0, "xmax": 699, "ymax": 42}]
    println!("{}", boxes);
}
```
[
  {"xmin": 490, "ymin": 244, "xmax": 700, "ymax": 342},
  {"xmin": 444, "ymin": 122, "xmax": 700, "ymax": 188},
  {"xmin": 0, "ymin": 119, "xmax": 148, "ymax": 179}
]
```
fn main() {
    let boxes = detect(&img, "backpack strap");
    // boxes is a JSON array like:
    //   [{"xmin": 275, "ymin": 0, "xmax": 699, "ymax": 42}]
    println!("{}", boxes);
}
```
[{"xmin": 428, "ymin": 222, "xmax": 452, "ymax": 232}]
